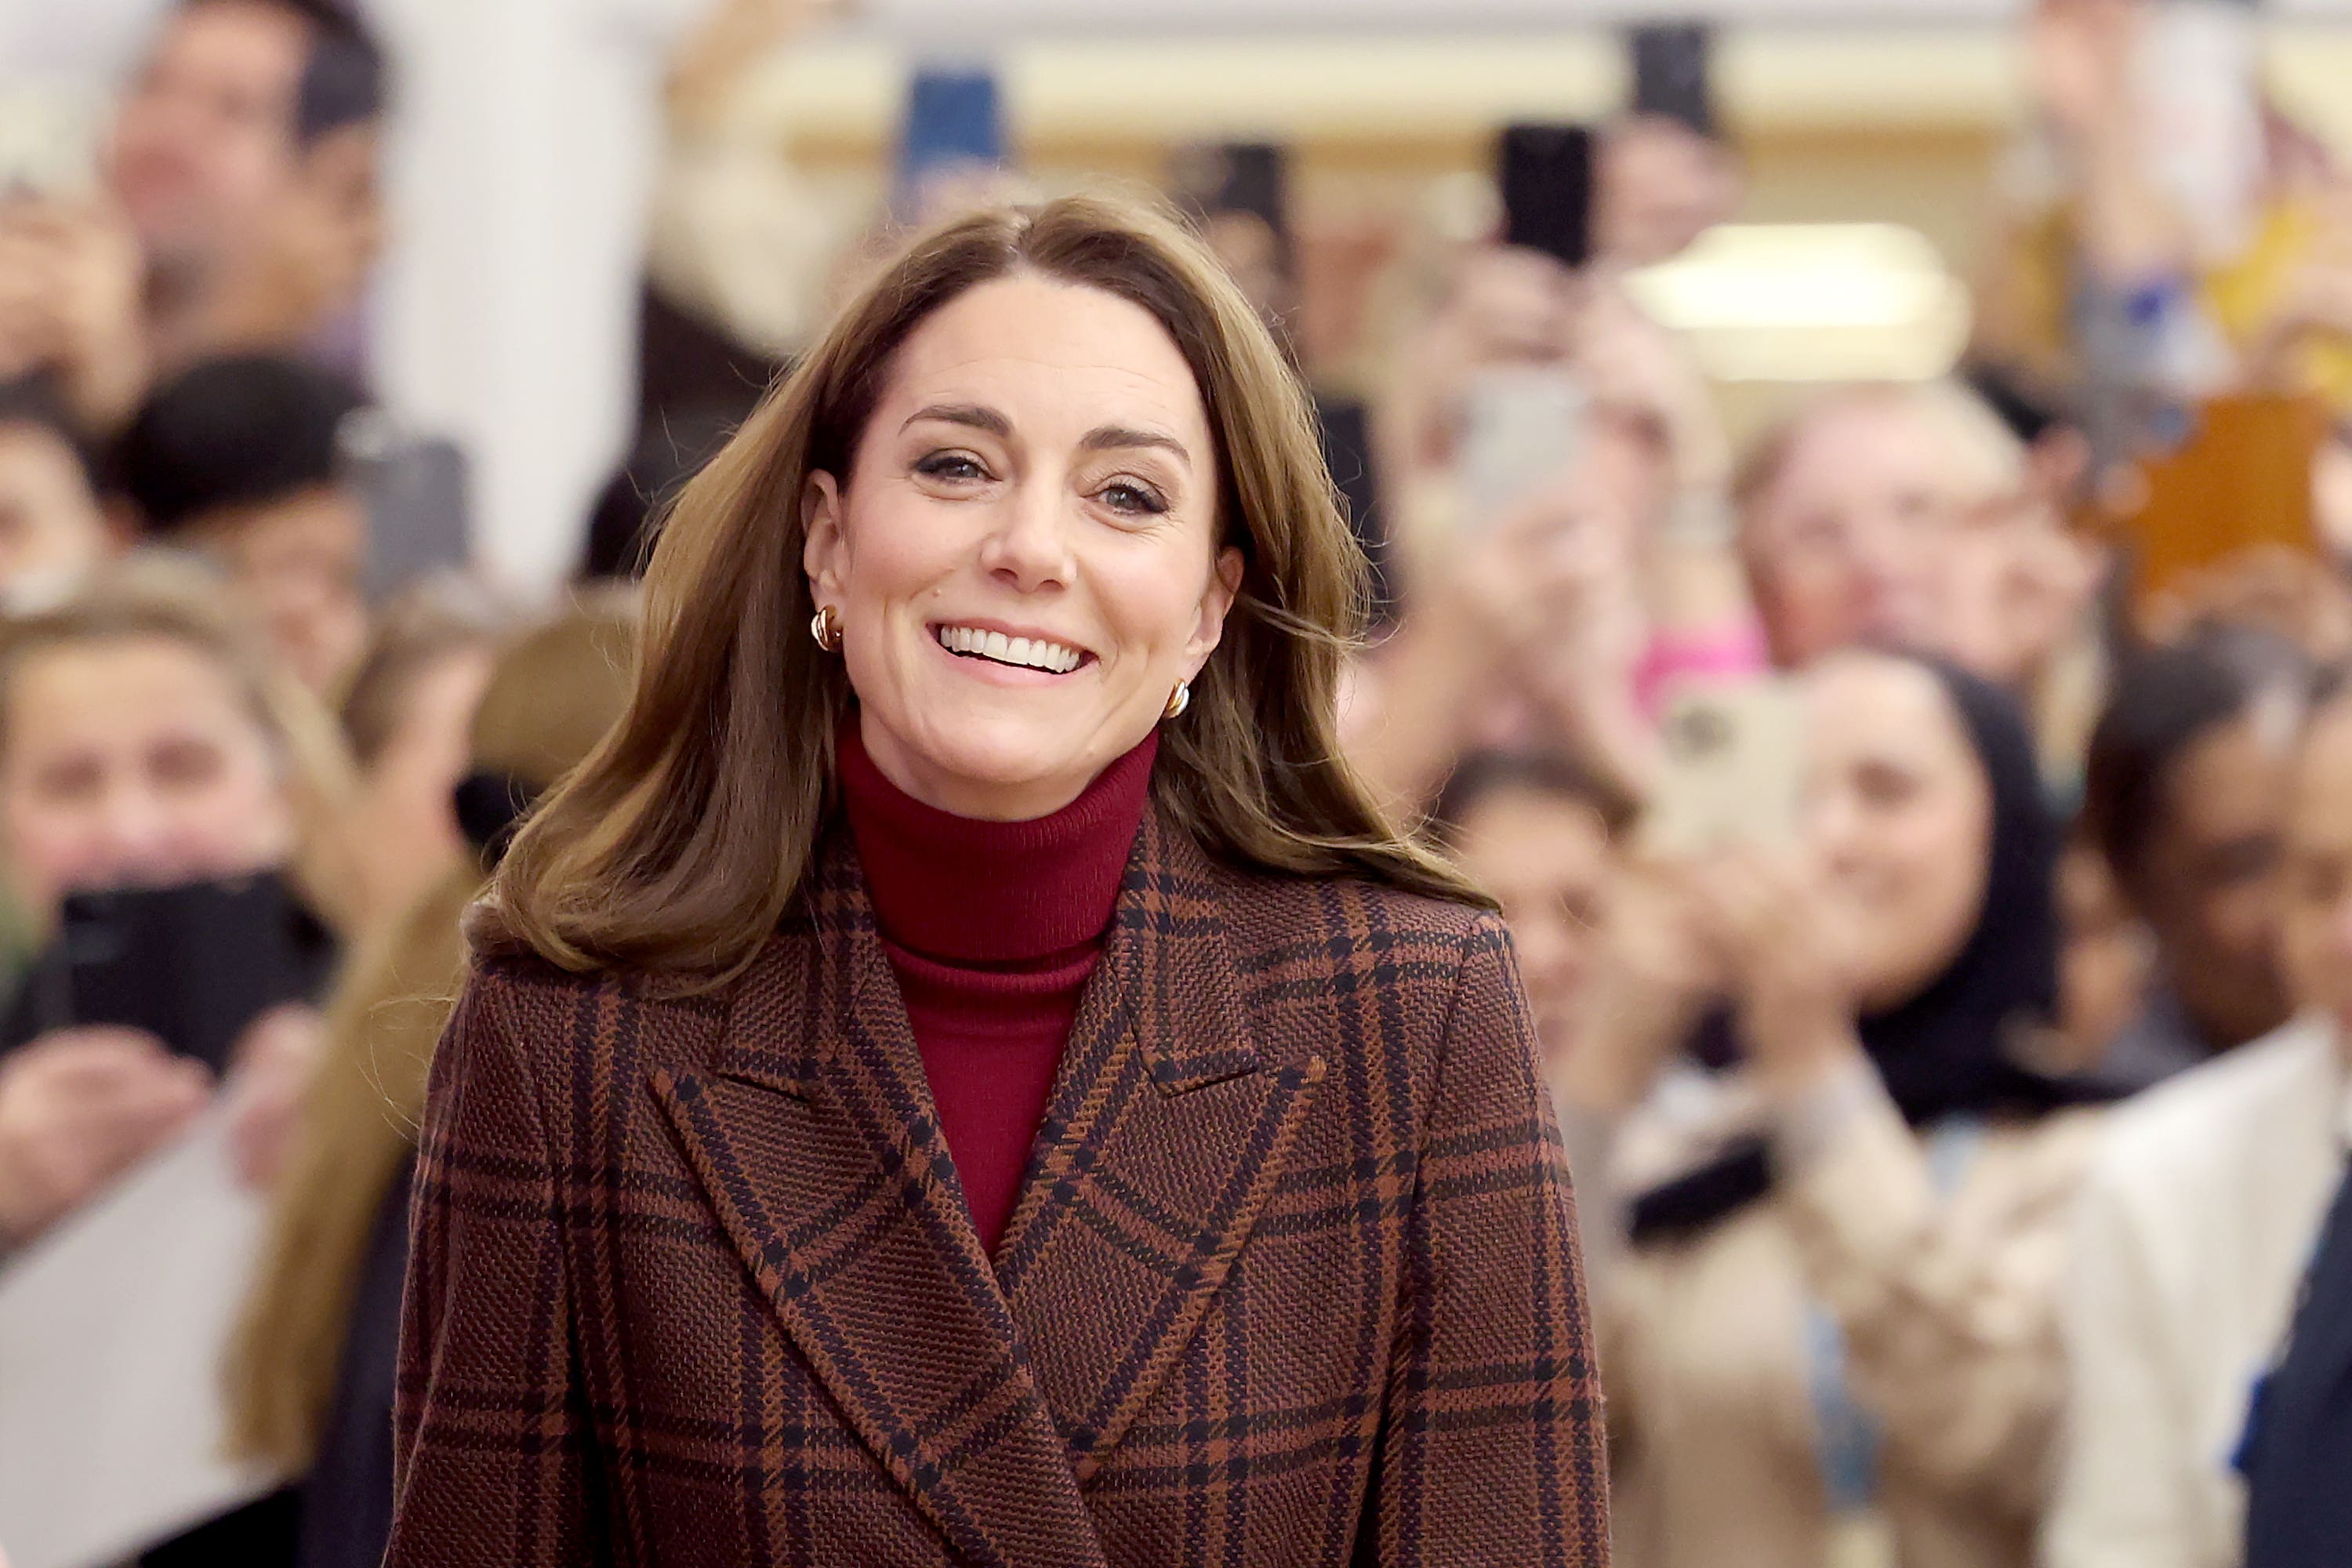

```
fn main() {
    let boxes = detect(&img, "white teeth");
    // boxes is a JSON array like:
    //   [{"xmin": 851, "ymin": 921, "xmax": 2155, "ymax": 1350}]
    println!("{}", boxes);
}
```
[{"xmin": 935, "ymin": 625, "xmax": 1084, "ymax": 673}]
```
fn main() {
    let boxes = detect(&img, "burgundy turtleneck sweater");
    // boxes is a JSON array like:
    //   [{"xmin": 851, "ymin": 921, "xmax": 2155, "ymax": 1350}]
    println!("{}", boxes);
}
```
[{"xmin": 838, "ymin": 724, "xmax": 1156, "ymax": 1254}]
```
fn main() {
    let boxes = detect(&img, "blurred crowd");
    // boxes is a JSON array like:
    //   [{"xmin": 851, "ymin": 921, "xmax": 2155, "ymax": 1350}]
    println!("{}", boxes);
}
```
[{"xmin": 2, "ymin": 0, "xmax": 2351, "ymax": 1566}]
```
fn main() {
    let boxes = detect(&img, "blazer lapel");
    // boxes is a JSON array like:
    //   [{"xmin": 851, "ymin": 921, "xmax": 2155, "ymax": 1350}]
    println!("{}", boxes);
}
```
[
  {"xmin": 993, "ymin": 814, "xmax": 1327, "ymax": 1483},
  {"xmin": 650, "ymin": 833, "xmax": 1107, "ymax": 1568}
]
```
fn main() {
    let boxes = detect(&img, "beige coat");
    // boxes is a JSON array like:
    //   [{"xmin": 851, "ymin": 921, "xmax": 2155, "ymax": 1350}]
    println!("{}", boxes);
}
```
[{"xmin": 1563, "ymin": 1062, "xmax": 2104, "ymax": 1568}]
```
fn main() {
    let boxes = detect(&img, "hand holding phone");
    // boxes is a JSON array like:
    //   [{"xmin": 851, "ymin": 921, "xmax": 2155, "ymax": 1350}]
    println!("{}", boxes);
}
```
[{"xmin": 1645, "ymin": 677, "xmax": 1806, "ymax": 855}]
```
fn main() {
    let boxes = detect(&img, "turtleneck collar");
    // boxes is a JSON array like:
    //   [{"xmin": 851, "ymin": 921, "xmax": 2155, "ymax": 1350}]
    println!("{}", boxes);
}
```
[{"xmin": 837, "ymin": 720, "xmax": 1158, "ymax": 967}]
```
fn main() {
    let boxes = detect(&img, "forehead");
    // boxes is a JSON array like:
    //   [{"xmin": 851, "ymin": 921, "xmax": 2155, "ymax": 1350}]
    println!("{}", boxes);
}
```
[
  {"xmin": 148, "ymin": 0, "xmax": 311, "ymax": 85},
  {"xmin": 8, "ymin": 634, "xmax": 243, "ymax": 731},
  {"xmin": 2290, "ymin": 703, "xmax": 2352, "ymax": 843},
  {"xmin": 1806, "ymin": 655, "xmax": 1972, "ymax": 764},
  {"xmin": 877, "ymin": 275, "xmax": 1210, "ymax": 441}
]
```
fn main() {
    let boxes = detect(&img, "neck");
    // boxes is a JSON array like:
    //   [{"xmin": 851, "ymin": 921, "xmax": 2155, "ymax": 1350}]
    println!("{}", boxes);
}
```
[{"xmin": 837, "ymin": 719, "xmax": 1157, "ymax": 965}]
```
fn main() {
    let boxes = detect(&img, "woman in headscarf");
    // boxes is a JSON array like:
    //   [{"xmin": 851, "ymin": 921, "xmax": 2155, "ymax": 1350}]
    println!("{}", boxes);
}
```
[{"xmin": 1555, "ymin": 646, "xmax": 2114, "ymax": 1568}]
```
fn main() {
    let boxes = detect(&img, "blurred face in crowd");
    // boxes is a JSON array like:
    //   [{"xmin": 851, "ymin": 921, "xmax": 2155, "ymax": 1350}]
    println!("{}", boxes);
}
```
[
  {"xmin": 1742, "ymin": 396, "xmax": 1980, "ymax": 669},
  {"xmin": 2278, "ymin": 698, "xmax": 2352, "ymax": 1043},
  {"xmin": 2055, "ymin": 839, "xmax": 2151, "ymax": 1072},
  {"xmin": 107, "ymin": 0, "xmax": 310, "ymax": 270},
  {"xmin": 1595, "ymin": 116, "xmax": 1741, "ymax": 270},
  {"xmin": 1802, "ymin": 652, "xmax": 1994, "ymax": 1014},
  {"xmin": 188, "ymin": 485, "xmax": 372, "ymax": 695},
  {"xmin": 2132, "ymin": 707, "xmax": 2295, "ymax": 1049},
  {"xmin": 342, "ymin": 646, "xmax": 493, "ymax": 929},
  {"xmin": 804, "ymin": 273, "xmax": 1243, "ymax": 820},
  {"xmin": 0, "ymin": 423, "xmax": 111, "ymax": 614},
  {"xmin": 1451, "ymin": 785, "xmax": 1613, "ymax": 1053},
  {"xmin": 0, "ymin": 633, "xmax": 295, "ymax": 924}
]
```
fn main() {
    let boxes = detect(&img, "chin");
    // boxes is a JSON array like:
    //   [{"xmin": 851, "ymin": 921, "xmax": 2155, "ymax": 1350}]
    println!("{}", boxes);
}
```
[{"xmin": 905, "ymin": 705, "xmax": 1102, "ymax": 788}]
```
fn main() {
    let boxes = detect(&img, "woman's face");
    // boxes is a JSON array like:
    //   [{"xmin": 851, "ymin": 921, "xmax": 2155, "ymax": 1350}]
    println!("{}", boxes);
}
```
[
  {"xmin": 0, "ymin": 633, "xmax": 296, "ymax": 924},
  {"xmin": 1744, "ymin": 400, "xmax": 1974, "ymax": 669},
  {"xmin": 1452, "ymin": 786, "xmax": 1613, "ymax": 1054},
  {"xmin": 806, "ymin": 273, "xmax": 1243, "ymax": 820},
  {"xmin": 1802, "ymin": 654, "xmax": 1994, "ymax": 1013}
]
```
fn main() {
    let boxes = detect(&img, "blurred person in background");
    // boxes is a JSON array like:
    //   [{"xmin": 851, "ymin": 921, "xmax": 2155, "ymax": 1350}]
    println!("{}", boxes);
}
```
[
  {"xmin": 1555, "ymin": 648, "xmax": 2107, "ymax": 1568},
  {"xmin": 2045, "ymin": 673, "xmax": 2352, "ymax": 1568},
  {"xmin": 0, "ymin": 380, "xmax": 122, "ymax": 612},
  {"xmin": 1593, "ymin": 110, "xmax": 1743, "ymax": 274},
  {"xmin": 2053, "ymin": 835, "xmax": 2157, "ymax": 1076},
  {"xmin": 114, "ymin": 354, "xmax": 373, "ymax": 695},
  {"xmin": 225, "ymin": 592, "xmax": 636, "ymax": 1568},
  {"xmin": 2079, "ymin": 627, "xmax": 2311, "ymax": 1089},
  {"xmin": 1348, "ymin": 241, "xmax": 1754, "ymax": 812},
  {"xmin": 0, "ymin": 0, "xmax": 386, "ymax": 435},
  {"xmin": 332, "ymin": 576, "xmax": 505, "ymax": 937},
  {"xmin": 0, "ymin": 557, "xmax": 354, "ymax": 1251},
  {"xmin": 0, "ymin": 557, "xmax": 359, "ymax": 1559},
  {"xmin": 1734, "ymin": 381, "xmax": 2100, "ymax": 684},
  {"xmin": 1438, "ymin": 750, "xmax": 1635, "ymax": 1066}
]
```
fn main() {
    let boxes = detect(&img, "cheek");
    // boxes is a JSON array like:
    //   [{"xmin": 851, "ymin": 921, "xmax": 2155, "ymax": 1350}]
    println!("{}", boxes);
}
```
[{"xmin": 1092, "ymin": 546, "xmax": 1212, "ymax": 653}]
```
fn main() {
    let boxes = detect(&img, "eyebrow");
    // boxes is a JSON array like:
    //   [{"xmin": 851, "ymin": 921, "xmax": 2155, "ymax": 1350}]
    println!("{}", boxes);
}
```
[
  {"xmin": 902, "ymin": 403, "xmax": 1011, "ymax": 439},
  {"xmin": 900, "ymin": 403, "xmax": 1193, "ymax": 469}
]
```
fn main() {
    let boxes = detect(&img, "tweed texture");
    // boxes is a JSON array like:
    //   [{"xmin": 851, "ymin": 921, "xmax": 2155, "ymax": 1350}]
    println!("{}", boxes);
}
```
[{"xmin": 389, "ymin": 811, "xmax": 1609, "ymax": 1566}]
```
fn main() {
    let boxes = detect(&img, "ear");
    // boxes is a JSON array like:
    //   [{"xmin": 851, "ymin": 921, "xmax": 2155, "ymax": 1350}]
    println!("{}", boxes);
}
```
[
  {"xmin": 801, "ymin": 470, "xmax": 847, "ymax": 605},
  {"xmin": 1182, "ymin": 545, "xmax": 1247, "ymax": 677}
]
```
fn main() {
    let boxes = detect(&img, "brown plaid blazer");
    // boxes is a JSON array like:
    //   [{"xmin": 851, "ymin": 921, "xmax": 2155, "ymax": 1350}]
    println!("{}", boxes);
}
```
[{"xmin": 388, "ymin": 809, "xmax": 1608, "ymax": 1566}]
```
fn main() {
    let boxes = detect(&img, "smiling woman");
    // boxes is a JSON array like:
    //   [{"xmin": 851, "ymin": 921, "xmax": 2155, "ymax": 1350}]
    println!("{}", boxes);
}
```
[{"xmin": 387, "ymin": 194, "xmax": 1607, "ymax": 1567}]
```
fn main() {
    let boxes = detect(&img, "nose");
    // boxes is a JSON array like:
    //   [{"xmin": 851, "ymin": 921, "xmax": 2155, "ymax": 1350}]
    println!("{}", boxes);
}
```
[
  {"xmin": 976, "ymin": 477, "xmax": 1076, "ymax": 594},
  {"xmin": 89, "ymin": 775, "xmax": 184, "ymax": 889},
  {"xmin": 1806, "ymin": 785, "xmax": 1864, "ymax": 872}
]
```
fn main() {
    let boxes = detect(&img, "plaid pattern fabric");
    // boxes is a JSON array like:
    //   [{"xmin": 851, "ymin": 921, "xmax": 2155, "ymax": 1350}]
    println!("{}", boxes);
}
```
[{"xmin": 389, "ymin": 811, "xmax": 1609, "ymax": 1566}]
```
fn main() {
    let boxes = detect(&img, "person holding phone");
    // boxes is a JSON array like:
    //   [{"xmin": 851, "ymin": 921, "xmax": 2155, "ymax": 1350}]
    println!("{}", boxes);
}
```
[
  {"xmin": 1553, "ymin": 648, "xmax": 2111, "ymax": 1568},
  {"xmin": 0, "ymin": 555, "xmax": 353, "ymax": 1251},
  {"xmin": 388, "ymin": 194, "xmax": 1605, "ymax": 1566},
  {"xmin": 0, "ymin": 0, "xmax": 386, "ymax": 435}
]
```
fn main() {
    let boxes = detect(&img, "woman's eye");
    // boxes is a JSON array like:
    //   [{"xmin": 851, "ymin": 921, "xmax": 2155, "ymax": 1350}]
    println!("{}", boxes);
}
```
[
  {"xmin": 915, "ymin": 452, "xmax": 988, "ymax": 483},
  {"xmin": 1098, "ymin": 481, "xmax": 1169, "ymax": 517}
]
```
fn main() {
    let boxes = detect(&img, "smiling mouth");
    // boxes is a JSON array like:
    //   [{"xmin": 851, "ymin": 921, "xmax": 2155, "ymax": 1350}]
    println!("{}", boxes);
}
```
[{"xmin": 933, "ymin": 624, "xmax": 1092, "ymax": 675}]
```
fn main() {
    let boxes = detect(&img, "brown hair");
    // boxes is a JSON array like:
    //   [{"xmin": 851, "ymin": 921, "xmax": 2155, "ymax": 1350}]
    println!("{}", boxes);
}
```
[
  {"xmin": 224, "ymin": 590, "xmax": 640, "ymax": 1472},
  {"xmin": 481, "ymin": 193, "xmax": 1483, "ymax": 982},
  {"xmin": 337, "ymin": 574, "xmax": 510, "ymax": 769},
  {"xmin": 0, "ymin": 551, "xmax": 361, "ymax": 933}
]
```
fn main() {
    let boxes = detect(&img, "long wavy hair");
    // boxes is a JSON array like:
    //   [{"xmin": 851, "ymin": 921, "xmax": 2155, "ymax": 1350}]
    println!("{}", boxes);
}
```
[
  {"xmin": 223, "ymin": 590, "xmax": 640, "ymax": 1472},
  {"xmin": 477, "ymin": 193, "xmax": 1483, "ymax": 983}
]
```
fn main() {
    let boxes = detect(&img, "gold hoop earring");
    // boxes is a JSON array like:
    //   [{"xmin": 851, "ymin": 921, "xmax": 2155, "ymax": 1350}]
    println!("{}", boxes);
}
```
[
  {"xmin": 810, "ymin": 604, "xmax": 841, "ymax": 653},
  {"xmin": 1163, "ymin": 681, "xmax": 1191, "ymax": 720}
]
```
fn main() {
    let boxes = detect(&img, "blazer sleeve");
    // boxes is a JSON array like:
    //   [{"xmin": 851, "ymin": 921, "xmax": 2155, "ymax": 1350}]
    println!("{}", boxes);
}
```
[
  {"xmin": 1771, "ymin": 1062, "xmax": 2086, "ymax": 1522},
  {"xmin": 1368, "ymin": 914, "xmax": 1612, "ymax": 1566},
  {"xmin": 386, "ymin": 967, "xmax": 601, "ymax": 1566}
]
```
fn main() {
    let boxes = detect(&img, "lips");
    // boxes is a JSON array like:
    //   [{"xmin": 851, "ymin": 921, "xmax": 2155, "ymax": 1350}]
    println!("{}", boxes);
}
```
[{"xmin": 933, "ymin": 623, "xmax": 1089, "ymax": 674}]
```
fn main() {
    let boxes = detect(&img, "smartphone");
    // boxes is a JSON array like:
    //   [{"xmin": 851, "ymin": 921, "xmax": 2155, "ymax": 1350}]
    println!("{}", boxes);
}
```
[
  {"xmin": 2106, "ymin": 392, "xmax": 2328, "ymax": 630},
  {"xmin": 1498, "ymin": 123, "xmax": 1596, "ymax": 271},
  {"xmin": 2134, "ymin": 0, "xmax": 2264, "ymax": 263},
  {"xmin": 1630, "ymin": 22, "xmax": 1718, "ymax": 140},
  {"xmin": 895, "ymin": 67, "xmax": 1006, "ymax": 223},
  {"xmin": 1459, "ymin": 366, "xmax": 1586, "ymax": 533},
  {"xmin": 32, "ymin": 874, "xmax": 331, "ymax": 1074},
  {"xmin": 1646, "ymin": 677, "xmax": 1806, "ymax": 855}
]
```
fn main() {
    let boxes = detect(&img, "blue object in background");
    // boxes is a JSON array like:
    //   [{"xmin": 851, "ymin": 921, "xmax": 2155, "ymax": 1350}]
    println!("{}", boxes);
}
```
[{"xmin": 895, "ymin": 67, "xmax": 1007, "ymax": 223}]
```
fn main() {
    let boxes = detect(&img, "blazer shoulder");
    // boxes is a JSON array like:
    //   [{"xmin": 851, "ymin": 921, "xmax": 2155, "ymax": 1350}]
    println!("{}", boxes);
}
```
[
  {"xmin": 1214, "ymin": 862, "xmax": 1509, "ymax": 1016},
  {"xmin": 1218, "ymin": 862, "xmax": 1501, "ymax": 949},
  {"xmin": 456, "ymin": 944, "xmax": 731, "ymax": 1070}
]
